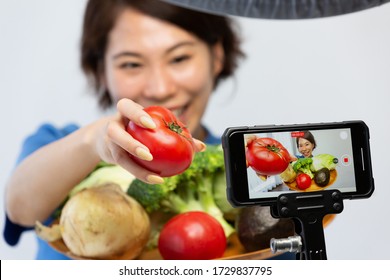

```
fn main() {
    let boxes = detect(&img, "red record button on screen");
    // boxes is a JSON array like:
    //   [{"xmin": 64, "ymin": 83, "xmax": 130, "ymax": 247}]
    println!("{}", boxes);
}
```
[{"xmin": 341, "ymin": 155, "xmax": 351, "ymax": 166}]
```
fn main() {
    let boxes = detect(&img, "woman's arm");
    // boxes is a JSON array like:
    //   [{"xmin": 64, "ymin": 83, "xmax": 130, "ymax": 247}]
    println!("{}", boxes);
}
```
[
  {"xmin": 5, "ymin": 99, "xmax": 205, "ymax": 227},
  {"xmin": 5, "ymin": 120, "xmax": 103, "ymax": 226},
  {"xmin": 5, "ymin": 107, "xmax": 156, "ymax": 226}
]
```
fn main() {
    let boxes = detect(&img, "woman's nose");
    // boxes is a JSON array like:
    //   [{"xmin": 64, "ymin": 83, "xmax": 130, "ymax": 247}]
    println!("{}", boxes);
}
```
[{"xmin": 143, "ymin": 67, "xmax": 176, "ymax": 99}]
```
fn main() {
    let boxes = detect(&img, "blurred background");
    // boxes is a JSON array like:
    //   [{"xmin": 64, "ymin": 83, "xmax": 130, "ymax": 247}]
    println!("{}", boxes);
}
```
[{"xmin": 1, "ymin": 0, "xmax": 389, "ymax": 259}]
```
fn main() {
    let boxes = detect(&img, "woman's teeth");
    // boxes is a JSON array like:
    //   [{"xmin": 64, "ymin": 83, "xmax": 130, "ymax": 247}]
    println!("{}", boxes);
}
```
[
  {"xmin": 172, "ymin": 109, "xmax": 182, "ymax": 117},
  {"xmin": 172, "ymin": 107, "xmax": 185, "ymax": 117}
]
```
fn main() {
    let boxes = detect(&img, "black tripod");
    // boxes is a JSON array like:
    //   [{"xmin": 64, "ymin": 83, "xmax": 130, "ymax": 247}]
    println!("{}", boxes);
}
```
[{"xmin": 270, "ymin": 189, "xmax": 344, "ymax": 260}]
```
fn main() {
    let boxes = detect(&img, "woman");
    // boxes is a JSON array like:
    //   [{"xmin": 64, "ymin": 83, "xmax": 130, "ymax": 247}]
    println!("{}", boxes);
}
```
[
  {"xmin": 296, "ymin": 131, "xmax": 317, "ymax": 158},
  {"xmin": 4, "ymin": 0, "xmax": 244, "ymax": 259}
]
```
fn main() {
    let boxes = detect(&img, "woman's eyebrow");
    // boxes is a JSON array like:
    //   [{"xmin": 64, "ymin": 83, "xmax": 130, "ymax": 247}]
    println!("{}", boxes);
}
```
[
  {"xmin": 112, "ymin": 41, "xmax": 197, "ymax": 60},
  {"xmin": 112, "ymin": 41, "xmax": 196, "ymax": 59},
  {"xmin": 166, "ymin": 41, "xmax": 196, "ymax": 53},
  {"xmin": 112, "ymin": 51, "xmax": 140, "ymax": 60}
]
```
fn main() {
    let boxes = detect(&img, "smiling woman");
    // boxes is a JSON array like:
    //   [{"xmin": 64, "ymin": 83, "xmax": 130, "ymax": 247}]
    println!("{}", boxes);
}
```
[
  {"xmin": 81, "ymin": 0, "xmax": 244, "ymax": 110},
  {"xmin": 3, "ymin": 0, "xmax": 244, "ymax": 259}
]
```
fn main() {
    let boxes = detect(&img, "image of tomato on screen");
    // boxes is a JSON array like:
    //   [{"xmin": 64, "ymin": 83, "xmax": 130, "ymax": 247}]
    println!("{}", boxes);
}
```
[{"xmin": 246, "ymin": 137, "xmax": 291, "ymax": 177}]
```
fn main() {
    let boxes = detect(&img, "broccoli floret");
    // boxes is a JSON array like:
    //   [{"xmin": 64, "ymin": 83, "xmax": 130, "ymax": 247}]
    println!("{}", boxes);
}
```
[
  {"xmin": 293, "ymin": 158, "xmax": 314, "ymax": 178},
  {"xmin": 127, "ymin": 144, "xmax": 235, "ymax": 238},
  {"xmin": 127, "ymin": 175, "xmax": 181, "ymax": 213}
]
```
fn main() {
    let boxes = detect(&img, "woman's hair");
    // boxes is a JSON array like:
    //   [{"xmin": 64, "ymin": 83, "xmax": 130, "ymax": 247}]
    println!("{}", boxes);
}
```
[
  {"xmin": 81, "ymin": 0, "xmax": 245, "ymax": 109},
  {"xmin": 296, "ymin": 131, "xmax": 317, "ymax": 149}
]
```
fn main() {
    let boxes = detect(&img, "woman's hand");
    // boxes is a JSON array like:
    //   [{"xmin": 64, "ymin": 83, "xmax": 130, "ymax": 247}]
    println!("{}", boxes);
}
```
[
  {"xmin": 244, "ymin": 134, "xmax": 257, "ymax": 147},
  {"xmin": 6, "ymin": 98, "xmax": 206, "ymax": 225},
  {"xmin": 92, "ymin": 98, "xmax": 205, "ymax": 184}
]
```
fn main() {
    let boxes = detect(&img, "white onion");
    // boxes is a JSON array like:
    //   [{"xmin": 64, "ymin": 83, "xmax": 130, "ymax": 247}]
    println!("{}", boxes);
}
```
[{"xmin": 59, "ymin": 183, "xmax": 150, "ymax": 259}]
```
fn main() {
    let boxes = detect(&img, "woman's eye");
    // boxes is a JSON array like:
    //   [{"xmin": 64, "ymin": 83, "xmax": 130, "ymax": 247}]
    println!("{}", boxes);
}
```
[
  {"xmin": 119, "ymin": 62, "xmax": 142, "ymax": 69},
  {"xmin": 171, "ymin": 55, "xmax": 190, "ymax": 64}
]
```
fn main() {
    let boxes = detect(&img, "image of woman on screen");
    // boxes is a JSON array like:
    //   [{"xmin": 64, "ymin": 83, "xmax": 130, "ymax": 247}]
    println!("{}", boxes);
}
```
[{"xmin": 295, "ymin": 131, "xmax": 317, "ymax": 159}]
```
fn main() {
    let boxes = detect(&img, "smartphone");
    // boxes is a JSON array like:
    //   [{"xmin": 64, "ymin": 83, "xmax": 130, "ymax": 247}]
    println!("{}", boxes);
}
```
[{"xmin": 222, "ymin": 120, "xmax": 374, "ymax": 207}]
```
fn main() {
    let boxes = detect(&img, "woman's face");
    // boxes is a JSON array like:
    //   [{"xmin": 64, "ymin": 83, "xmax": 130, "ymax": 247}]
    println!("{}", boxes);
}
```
[
  {"xmin": 103, "ymin": 8, "xmax": 223, "ymax": 139},
  {"xmin": 298, "ymin": 138, "xmax": 315, "ymax": 158}
]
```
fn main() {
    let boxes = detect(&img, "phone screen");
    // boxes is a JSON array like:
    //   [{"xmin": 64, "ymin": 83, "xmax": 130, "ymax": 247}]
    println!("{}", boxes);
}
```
[
  {"xmin": 244, "ymin": 128, "xmax": 357, "ymax": 200},
  {"xmin": 223, "ymin": 121, "xmax": 374, "ymax": 206}
]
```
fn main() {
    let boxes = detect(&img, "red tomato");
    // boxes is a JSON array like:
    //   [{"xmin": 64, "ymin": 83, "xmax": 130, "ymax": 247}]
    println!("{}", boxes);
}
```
[
  {"xmin": 126, "ymin": 106, "xmax": 195, "ymax": 177},
  {"xmin": 158, "ymin": 211, "xmax": 227, "ymax": 260},
  {"xmin": 246, "ymin": 137, "xmax": 291, "ymax": 176},
  {"xmin": 296, "ymin": 173, "xmax": 312, "ymax": 190}
]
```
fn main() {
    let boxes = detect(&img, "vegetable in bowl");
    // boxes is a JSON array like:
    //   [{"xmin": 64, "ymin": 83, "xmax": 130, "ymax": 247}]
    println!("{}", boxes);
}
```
[
  {"xmin": 310, "ymin": 154, "xmax": 338, "ymax": 172},
  {"xmin": 293, "ymin": 158, "xmax": 314, "ymax": 178},
  {"xmin": 280, "ymin": 153, "xmax": 338, "ymax": 191},
  {"xmin": 36, "ymin": 184, "xmax": 150, "ymax": 259},
  {"xmin": 127, "ymin": 144, "xmax": 235, "ymax": 238}
]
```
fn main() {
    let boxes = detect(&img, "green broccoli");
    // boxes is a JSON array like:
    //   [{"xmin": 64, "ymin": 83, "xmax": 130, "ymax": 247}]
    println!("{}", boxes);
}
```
[
  {"xmin": 127, "ymin": 145, "xmax": 235, "ymax": 238},
  {"xmin": 127, "ymin": 175, "xmax": 186, "ymax": 213},
  {"xmin": 293, "ymin": 157, "xmax": 314, "ymax": 178}
]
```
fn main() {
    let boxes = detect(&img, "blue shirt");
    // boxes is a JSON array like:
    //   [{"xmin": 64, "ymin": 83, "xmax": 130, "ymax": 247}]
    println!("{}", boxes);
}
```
[{"xmin": 4, "ymin": 123, "xmax": 79, "ymax": 259}]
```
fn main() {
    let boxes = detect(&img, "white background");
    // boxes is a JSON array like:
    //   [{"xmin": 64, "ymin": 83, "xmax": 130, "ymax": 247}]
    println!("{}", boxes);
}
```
[{"xmin": 1, "ymin": 1, "xmax": 389, "ymax": 259}]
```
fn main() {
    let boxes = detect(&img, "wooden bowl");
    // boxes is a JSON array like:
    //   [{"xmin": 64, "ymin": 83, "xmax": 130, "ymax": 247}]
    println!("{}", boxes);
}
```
[{"xmin": 48, "ymin": 214, "xmax": 336, "ymax": 260}]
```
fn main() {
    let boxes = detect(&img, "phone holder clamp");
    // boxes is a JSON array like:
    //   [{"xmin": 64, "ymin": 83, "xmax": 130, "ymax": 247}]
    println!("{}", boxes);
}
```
[{"xmin": 271, "ymin": 189, "xmax": 344, "ymax": 260}]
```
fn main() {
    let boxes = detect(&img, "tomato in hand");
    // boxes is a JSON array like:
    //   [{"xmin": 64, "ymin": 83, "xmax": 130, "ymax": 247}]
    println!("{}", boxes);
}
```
[
  {"xmin": 246, "ymin": 137, "xmax": 291, "ymax": 176},
  {"xmin": 126, "ymin": 106, "xmax": 195, "ymax": 177},
  {"xmin": 158, "ymin": 211, "xmax": 227, "ymax": 260},
  {"xmin": 296, "ymin": 173, "xmax": 312, "ymax": 190}
]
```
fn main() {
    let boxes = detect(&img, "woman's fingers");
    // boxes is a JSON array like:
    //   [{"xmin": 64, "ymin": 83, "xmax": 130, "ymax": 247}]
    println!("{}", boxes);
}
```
[
  {"xmin": 193, "ymin": 138, "xmax": 206, "ymax": 152},
  {"xmin": 110, "ymin": 147, "xmax": 164, "ymax": 184},
  {"xmin": 106, "ymin": 119, "xmax": 153, "ymax": 161},
  {"xmin": 108, "ymin": 99, "xmax": 211, "ymax": 184},
  {"xmin": 244, "ymin": 134, "xmax": 257, "ymax": 146},
  {"xmin": 116, "ymin": 98, "xmax": 156, "ymax": 129},
  {"xmin": 104, "ymin": 117, "xmax": 164, "ymax": 184}
]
